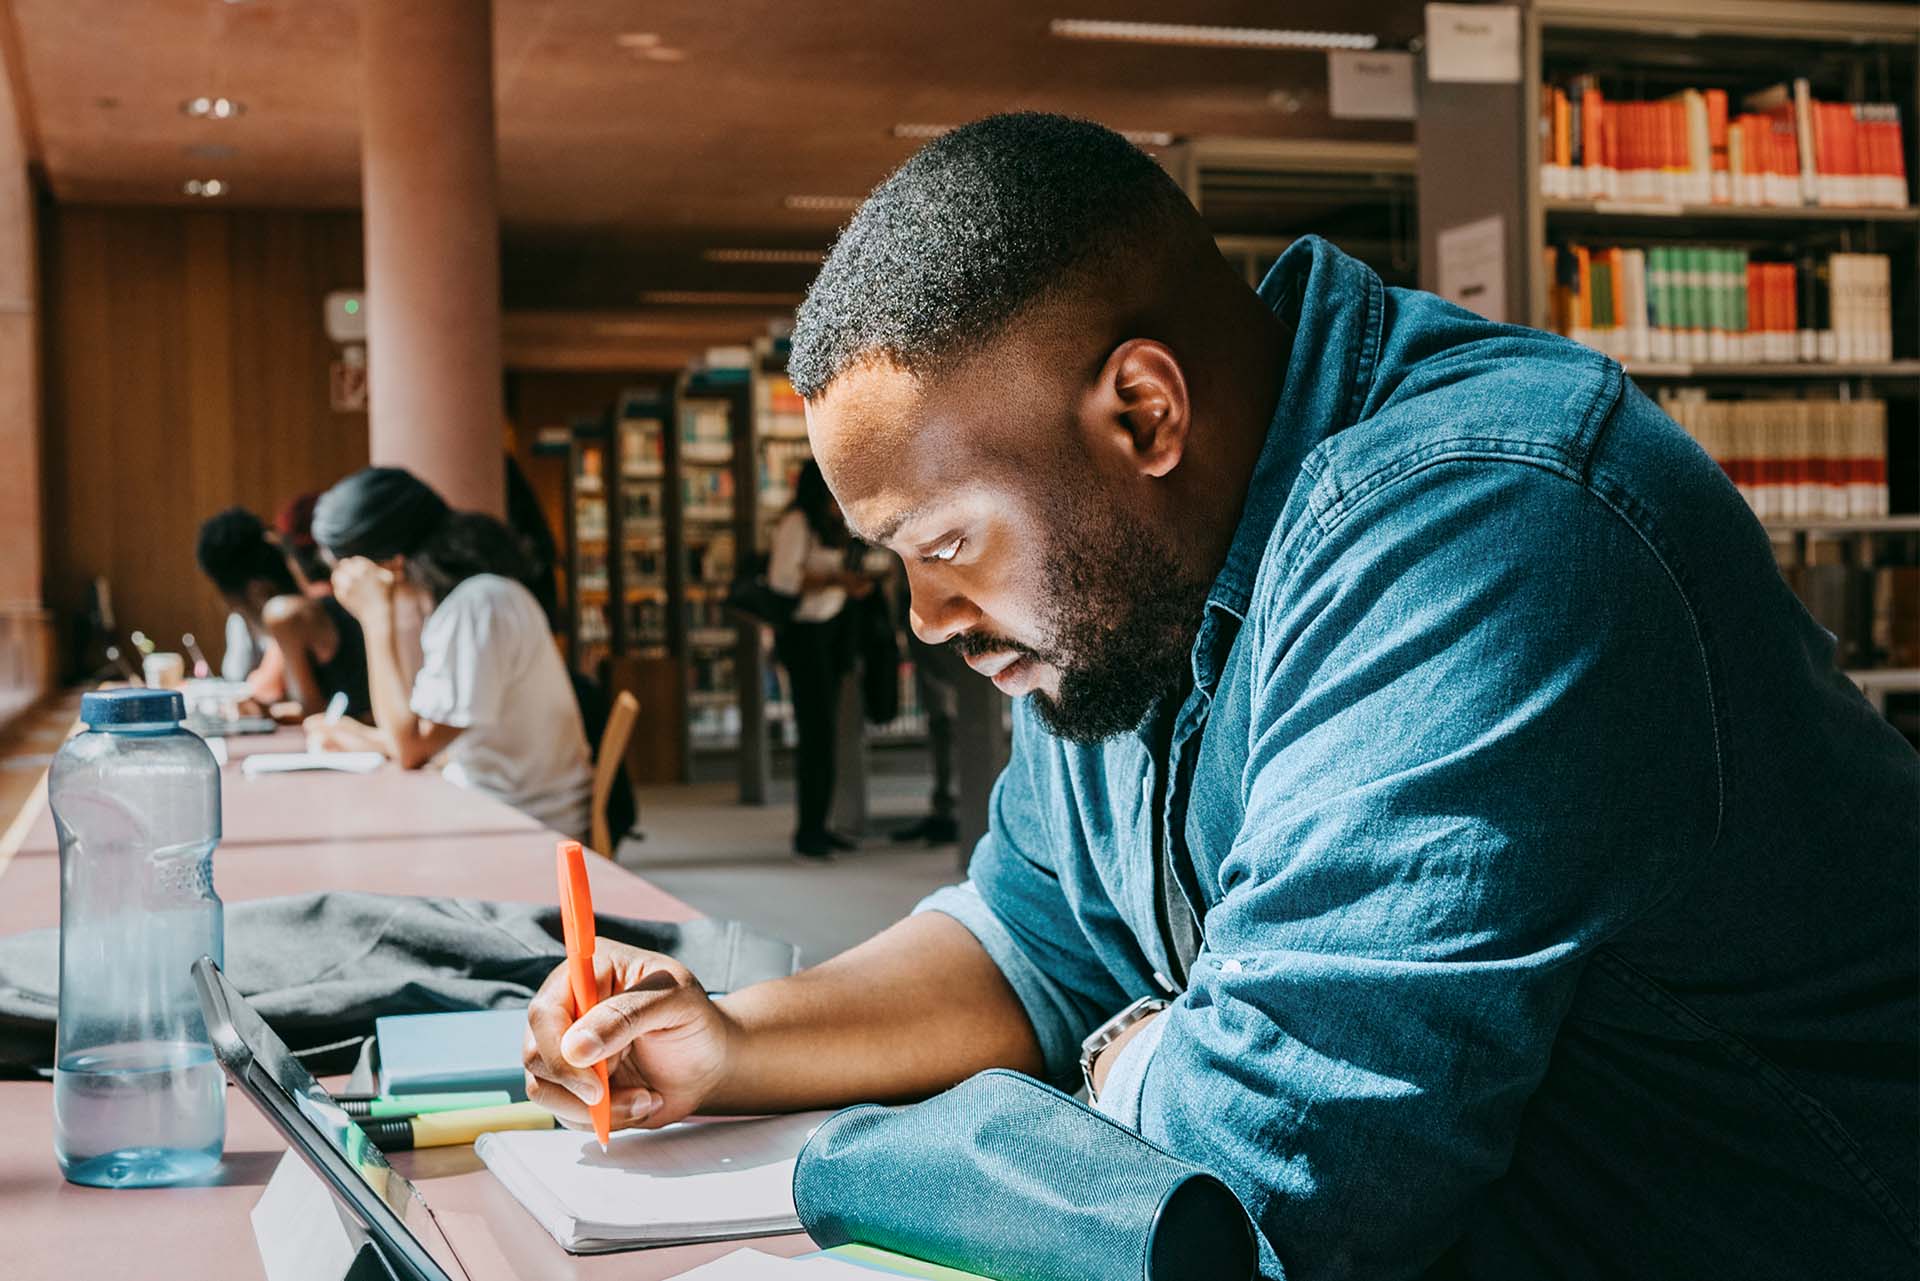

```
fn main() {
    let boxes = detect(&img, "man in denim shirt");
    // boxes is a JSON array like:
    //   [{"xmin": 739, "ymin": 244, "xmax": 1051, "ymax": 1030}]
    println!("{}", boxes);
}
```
[{"xmin": 524, "ymin": 116, "xmax": 1919, "ymax": 1277}]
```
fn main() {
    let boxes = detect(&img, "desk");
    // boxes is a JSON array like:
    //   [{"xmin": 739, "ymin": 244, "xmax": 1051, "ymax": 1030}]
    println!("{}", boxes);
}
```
[{"xmin": 0, "ymin": 731, "xmax": 812, "ymax": 1279}]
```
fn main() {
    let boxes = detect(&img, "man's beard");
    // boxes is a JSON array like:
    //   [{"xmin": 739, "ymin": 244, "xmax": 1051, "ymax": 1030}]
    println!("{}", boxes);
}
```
[{"xmin": 951, "ymin": 493, "xmax": 1212, "ymax": 744}]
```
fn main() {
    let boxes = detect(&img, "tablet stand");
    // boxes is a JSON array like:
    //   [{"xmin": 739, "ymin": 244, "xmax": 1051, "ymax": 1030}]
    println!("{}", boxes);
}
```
[{"xmin": 253, "ymin": 1151, "xmax": 403, "ymax": 1281}]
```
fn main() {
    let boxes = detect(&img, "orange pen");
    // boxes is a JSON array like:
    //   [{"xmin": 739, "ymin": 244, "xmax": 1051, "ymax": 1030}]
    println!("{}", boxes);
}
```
[{"xmin": 556, "ymin": 839, "xmax": 612, "ymax": 1148}]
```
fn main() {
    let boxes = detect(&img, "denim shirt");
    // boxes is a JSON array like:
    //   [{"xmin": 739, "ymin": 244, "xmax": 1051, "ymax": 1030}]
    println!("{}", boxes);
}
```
[{"xmin": 918, "ymin": 237, "xmax": 1920, "ymax": 1280}]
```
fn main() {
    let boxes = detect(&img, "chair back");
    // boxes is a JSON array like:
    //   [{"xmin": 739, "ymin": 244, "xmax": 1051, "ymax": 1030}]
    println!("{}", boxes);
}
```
[{"xmin": 590, "ymin": 690, "xmax": 640, "ymax": 858}]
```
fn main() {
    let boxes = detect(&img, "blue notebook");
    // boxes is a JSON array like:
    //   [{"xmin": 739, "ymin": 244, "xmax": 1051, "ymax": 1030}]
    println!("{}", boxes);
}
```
[{"xmin": 375, "ymin": 1009, "xmax": 528, "ymax": 1099}]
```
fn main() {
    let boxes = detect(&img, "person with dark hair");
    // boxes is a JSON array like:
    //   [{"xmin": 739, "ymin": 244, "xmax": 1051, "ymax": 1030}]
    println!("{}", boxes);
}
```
[
  {"xmin": 273, "ymin": 492, "xmax": 334, "ymax": 595},
  {"xmin": 309, "ymin": 472, "xmax": 590, "ymax": 839},
  {"xmin": 194, "ymin": 506, "xmax": 369, "ymax": 717},
  {"xmin": 766, "ymin": 459, "xmax": 888, "ymax": 860},
  {"xmin": 520, "ymin": 114, "xmax": 1920, "ymax": 1278}
]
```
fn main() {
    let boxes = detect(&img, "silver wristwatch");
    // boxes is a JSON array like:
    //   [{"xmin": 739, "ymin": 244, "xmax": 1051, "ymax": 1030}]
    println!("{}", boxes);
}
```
[{"xmin": 1080, "ymin": 994, "xmax": 1168, "ymax": 1105}]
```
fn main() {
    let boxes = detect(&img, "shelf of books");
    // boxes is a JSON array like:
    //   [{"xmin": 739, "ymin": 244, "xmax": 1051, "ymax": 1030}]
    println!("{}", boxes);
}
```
[
  {"xmin": 1511, "ymin": 0, "xmax": 1920, "ymax": 717},
  {"xmin": 565, "ymin": 424, "xmax": 614, "ymax": 678},
  {"xmin": 674, "ymin": 367, "xmax": 752, "ymax": 762},
  {"xmin": 613, "ymin": 388, "xmax": 671, "ymax": 657}
]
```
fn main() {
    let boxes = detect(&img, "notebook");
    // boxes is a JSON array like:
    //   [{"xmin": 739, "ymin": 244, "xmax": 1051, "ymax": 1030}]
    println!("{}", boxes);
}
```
[
  {"xmin": 240, "ymin": 750, "xmax": 384, "ymax": 777},
  {"xmin": 375, "ymin": 1009, "xmax": 528, "ymax": 1099},
  {"xmin": 475, "ymin": 1111, "xmax": 834, "ymax": 1252}
]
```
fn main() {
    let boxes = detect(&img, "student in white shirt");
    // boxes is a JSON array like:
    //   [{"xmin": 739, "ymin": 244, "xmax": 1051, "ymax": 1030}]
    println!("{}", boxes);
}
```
[
  {"xmin": 767, "ymin": 460, "xmax": 888, "ymax": 860},
  {"xmin": 309, "ymin": 478, "xmax": 592, "ymax": 839}
]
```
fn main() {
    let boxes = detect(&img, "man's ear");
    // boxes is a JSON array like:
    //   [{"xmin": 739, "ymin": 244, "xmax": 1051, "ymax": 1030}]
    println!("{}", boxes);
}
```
[{"xmin": 1084, "ymin": 339, "xmax": 1191, "ymax": 479}]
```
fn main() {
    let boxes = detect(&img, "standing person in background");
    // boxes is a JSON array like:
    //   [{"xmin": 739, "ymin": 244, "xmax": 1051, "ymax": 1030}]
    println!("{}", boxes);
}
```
[
  {"xmin": 892, "ymin": 622, "xmax": 966, "ymax": 846},
  {"xmin": 768, "ymin": 460, "xmax": 885, "ymax": 861},
  {"xmin": 194, "ymin": 507, "xmax": 370, "ymax": 716},
  {"xmin": 309, "ymin": 470, "xmax": 592, "ymax": 839}
]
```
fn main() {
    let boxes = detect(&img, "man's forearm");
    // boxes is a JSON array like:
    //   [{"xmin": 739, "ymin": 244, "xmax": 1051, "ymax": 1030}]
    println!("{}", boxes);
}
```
[{"xmin": 707, "ymin": 911, "xmax": 1044, "ymax": 1113}]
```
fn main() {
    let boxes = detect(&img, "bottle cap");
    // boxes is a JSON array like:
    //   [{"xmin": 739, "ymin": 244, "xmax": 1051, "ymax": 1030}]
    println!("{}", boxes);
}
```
[{"xmin": 79, "ymin": 687, "xmax": 186, "ymax": 728}]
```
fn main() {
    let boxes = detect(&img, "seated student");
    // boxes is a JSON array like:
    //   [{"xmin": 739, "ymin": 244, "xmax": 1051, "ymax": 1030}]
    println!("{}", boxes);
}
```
[
  {"xmin": 524, "ymin": 117, "xmax": 1919, "ymax": 1280},
  {"xmin": 308, "ymin": 470, "xmax": 592, "ymax": 838},
  {"xmin": 194, "ymin": 507, "xmax": 370, "ymax": 717}
]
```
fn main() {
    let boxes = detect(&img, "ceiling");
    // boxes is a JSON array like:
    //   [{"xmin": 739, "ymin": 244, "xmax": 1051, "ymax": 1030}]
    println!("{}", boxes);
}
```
[{"xmin": 7, "ymin": 2, "xmax": 1418, "ymax": 243}]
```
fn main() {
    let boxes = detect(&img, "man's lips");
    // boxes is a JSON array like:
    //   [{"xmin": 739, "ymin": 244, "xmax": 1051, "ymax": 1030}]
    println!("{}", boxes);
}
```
[{"xmin": 963, "ymin": 650, "xmax": 1024, "ymax": 679}]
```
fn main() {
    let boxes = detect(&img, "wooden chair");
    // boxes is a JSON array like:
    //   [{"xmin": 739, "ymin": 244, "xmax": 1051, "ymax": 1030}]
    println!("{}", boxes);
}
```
[{"xmin": 589, "ymin": 691, "xmax": 640, "ymax": 859}]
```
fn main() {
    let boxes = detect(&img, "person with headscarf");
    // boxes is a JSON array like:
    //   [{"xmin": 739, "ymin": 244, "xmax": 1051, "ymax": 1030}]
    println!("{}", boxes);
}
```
[{"xmin": 307, "ymin": 467, "xmax": 592, "ymax": 839}]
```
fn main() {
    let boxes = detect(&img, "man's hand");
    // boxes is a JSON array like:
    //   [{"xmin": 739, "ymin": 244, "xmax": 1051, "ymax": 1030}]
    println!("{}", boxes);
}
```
[
  {"xmin": 331, "ymin": 556, "xmax": 395, "ymax": 623},
  {"xmin": 524, "ymin": 940, "xmax": 736, "ymax": 1132}
]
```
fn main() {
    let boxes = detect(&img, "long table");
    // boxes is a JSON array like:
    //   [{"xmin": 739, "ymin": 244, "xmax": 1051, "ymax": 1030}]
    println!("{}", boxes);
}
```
[{"xmin": 0, "ymin": 729, "xmax": 812, "ymax": 1279}]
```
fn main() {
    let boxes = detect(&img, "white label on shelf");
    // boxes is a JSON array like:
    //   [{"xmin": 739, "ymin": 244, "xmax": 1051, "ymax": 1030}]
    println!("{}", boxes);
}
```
[
  {"xmin": 1328, "ymin": 50, "xmax": 1415, "ymax": 120},
  {"xmin": 1435, "ymin": 214, "xmax": 1507, "ymax": 323},
  {"xmin": 1424, "ymin": 3, "xmax": 1520, "ymax": 84}
]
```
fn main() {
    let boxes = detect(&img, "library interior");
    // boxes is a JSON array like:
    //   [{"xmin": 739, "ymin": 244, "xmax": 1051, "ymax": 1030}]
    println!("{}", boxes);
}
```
[{"xmin": 0, "ymin": 3, "xmax": 1916, "ymax": 1280}]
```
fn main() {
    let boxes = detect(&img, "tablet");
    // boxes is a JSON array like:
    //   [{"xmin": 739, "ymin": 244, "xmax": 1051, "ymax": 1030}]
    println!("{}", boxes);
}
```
[{"xmin": 191, "ymin": 957, "xmax": 469, "ymax": 1281}]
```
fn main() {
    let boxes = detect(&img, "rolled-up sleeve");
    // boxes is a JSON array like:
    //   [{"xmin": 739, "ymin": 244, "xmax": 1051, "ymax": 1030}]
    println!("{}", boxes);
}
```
[
  {"xmin": 1138, "ymin": 466, "xmax": 1719, "ymax": 1279},
  {"xmin": 914, "ymin": 708, "xmax": 1131, "ymax": 1086}
]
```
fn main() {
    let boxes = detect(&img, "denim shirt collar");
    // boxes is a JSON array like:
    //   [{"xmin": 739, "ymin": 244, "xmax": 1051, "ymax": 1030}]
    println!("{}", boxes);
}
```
[{"xmin": 1185, "ymin": 236, "xmax": 1386, "ymax": 699}]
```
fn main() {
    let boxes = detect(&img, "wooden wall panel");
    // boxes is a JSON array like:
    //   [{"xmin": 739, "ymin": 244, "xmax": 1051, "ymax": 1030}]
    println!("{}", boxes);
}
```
[{"xmin": 42, "ymin": 205, "xmax": 367, "ymax": 677}]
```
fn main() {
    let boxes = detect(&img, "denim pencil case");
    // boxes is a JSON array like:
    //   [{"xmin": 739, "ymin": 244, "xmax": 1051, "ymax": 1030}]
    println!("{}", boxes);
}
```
[{"xmin": 793, "ymin": 1068, "xmax": 1256, "ymax": 1281}]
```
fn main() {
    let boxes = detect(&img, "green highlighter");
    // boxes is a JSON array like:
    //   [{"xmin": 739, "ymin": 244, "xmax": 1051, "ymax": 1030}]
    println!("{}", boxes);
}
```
[{"xmin": 334, "ymin": 1090, "xmax": 513, "ymax": 1119}]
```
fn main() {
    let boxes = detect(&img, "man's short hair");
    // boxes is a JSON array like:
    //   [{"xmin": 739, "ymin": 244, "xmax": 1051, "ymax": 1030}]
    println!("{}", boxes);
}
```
[
  {"xmin": 196, "ymin": 507, "xmax": 296, "ymax": 599},
  {"xmin": 787, "ymin": 113, "xmax": 1197, "ymax": 399}
]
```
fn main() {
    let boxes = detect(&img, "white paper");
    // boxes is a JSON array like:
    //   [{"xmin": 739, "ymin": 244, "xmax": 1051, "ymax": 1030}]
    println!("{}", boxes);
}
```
[
  {"xmin": 1328, "ymin": 50, "xmax": 1416, "ymax": 120},
  {"xmin": 1425, "ymin": 4, "xmax": 1521, "ymax": 84},
  {"xmin": 239, "ymin": 751, "xmax": 385, "ymax": 777},
  {"xmin": 476, "ymin": 1111, "xmax": 832, "ymax": 1252},
  {"xmin": 1436, "ymin": 215, "xmax": 1507, "ymax": 323}
]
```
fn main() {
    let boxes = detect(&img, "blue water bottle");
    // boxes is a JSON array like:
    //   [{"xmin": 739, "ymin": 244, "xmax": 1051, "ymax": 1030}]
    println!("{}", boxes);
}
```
[{"xmin": 50, "ymin": 687, "xmax": 225, "ymax": 1187}]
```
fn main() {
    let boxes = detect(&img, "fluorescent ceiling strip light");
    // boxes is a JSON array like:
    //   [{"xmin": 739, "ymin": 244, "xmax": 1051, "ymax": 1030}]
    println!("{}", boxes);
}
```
[
  {"xmin": 637, "ymin": 290, "xmax": 805, "ymax": 306},
  {"xmin": 892, "ymin": 122, "xmax": 1176, "ymax": 147},
  {"xmin": 784, "ymin": 194, "xmax": 865, "ymax": 212},
  {"xmin": 702, "ymin": 248, "xmax": 824, "ymax": 264},
  {"xmin": 1049, "ymin": 18, "xmax": 1377, "ymax": 51}
]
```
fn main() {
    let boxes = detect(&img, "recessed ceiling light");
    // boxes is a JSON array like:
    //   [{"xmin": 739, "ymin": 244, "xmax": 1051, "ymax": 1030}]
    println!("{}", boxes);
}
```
[
  {"xmin": 183, "ymin": 178, "xmax": 227, "ymax": 198},
  {"xmin": 783, "ymin": 194, "xmax": 865, "ymax": 212},
  {"xmin": 637, "ymin": 290, "xmax": 805, "ymax": 306},
  {"xmin": 614, "ymin": 32, "xmax": 661, "ymax": 48},
  {"xmin": 1049, "ymin": 18, "xmax": 1377, "ymax": 52},
  {"xmin": 892, "ymin": 122, "xmax": 1176, "ymax": 147},
  {"xmin": 702, "ymin": 248, "xmax": 824, "ymax": 265},
  {"xmin": 181, "ymin": 96, "xmax": 244, "ymax": 119}
]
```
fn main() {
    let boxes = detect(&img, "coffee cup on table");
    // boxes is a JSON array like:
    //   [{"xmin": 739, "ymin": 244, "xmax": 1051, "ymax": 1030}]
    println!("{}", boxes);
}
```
[{"xmin": 141, "ymin": 652, "xmax": 186, "ymax": 689}]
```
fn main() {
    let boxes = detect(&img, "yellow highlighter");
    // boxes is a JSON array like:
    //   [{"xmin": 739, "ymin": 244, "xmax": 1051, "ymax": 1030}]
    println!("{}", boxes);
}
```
[{"xmin": 357, "ymin": 1101, "xmax": 555, "ymax": 1152}]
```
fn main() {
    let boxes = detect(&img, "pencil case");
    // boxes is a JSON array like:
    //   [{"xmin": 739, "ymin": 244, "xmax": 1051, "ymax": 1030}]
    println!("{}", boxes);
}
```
[{"xmin": 792, "ymin": 1068, "xmax": 1256, "ymax": 1281}]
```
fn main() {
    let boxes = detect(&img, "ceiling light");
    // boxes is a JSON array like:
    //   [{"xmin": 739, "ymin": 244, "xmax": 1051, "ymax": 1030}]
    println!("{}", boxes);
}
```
[
  {"xmin": 703, "ymin": 248, "xmax": 824, "ymax": 265},
  {"xmin": 892, "ymin": 122, "xmax": 1176, "ymax": 147},
  {"xmin": 181, "ymin": 96, "xmax": 243, "ymax": 119},
  {"xmin": 1049, "ymin": 18, "xmax": 1377, "ymax": 52},
  {"xmin": 642, "ymin": 46, "xmax": 686, "ymax": 62},
  {"xmin": 183, "ymin": 178, "xmax": 226, "ymax": 198},
  {"xmin": 614, "ymin": 32, "xmax": 660, "ymax": 48},
  {"xmin": 637, "ymin": 290, "xmax": 805, "ymax": 306},
  {"xmin": 784, "ymin": 194, "xmax": 865, "ymax": 212}
]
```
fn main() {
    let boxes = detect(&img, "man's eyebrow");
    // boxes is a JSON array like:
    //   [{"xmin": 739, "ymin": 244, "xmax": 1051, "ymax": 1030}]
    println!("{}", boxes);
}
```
[{"xmin": 856, "ymin": 504, "xmax": 925, "ymax": 547}]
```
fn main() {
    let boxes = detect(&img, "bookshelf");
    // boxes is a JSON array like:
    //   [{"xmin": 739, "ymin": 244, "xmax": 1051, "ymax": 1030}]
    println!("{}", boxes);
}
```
[
  {"xmin": 671, "ymin": 366, "xmax": 753, "ymax": 779},
  {"xmin": 1418, "ymin": 0, "xmax": 1919, "ymax": 717}
]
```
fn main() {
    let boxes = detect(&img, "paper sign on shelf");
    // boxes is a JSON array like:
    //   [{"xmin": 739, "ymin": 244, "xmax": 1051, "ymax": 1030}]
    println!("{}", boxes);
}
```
[
  {"xmin": 1328, "ymin": 51, "xmax": 1416, "ymax": 121},
  {"xmin": 1435, "ymin": 214, "xmax": 1507, "ymax": 323},
  {"xmin": 1424, "ymin": 4, "xmax": 1521, "ymax": 84}
]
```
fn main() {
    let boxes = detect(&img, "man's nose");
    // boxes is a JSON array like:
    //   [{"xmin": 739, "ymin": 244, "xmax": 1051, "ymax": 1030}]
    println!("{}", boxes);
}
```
[{"xmin": 907, "ymin": 572, "xmax": 979, "ymax": 646}]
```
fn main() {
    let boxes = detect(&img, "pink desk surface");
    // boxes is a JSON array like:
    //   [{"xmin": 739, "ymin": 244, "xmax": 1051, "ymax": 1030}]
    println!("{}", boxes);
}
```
[
  {"xmin": 13, "ymin": 728, "xmax": 542, "ymax": 857},
  {"xmin": 0, "ymin": 747, "xmax": 811, "ymax": 1279}
]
